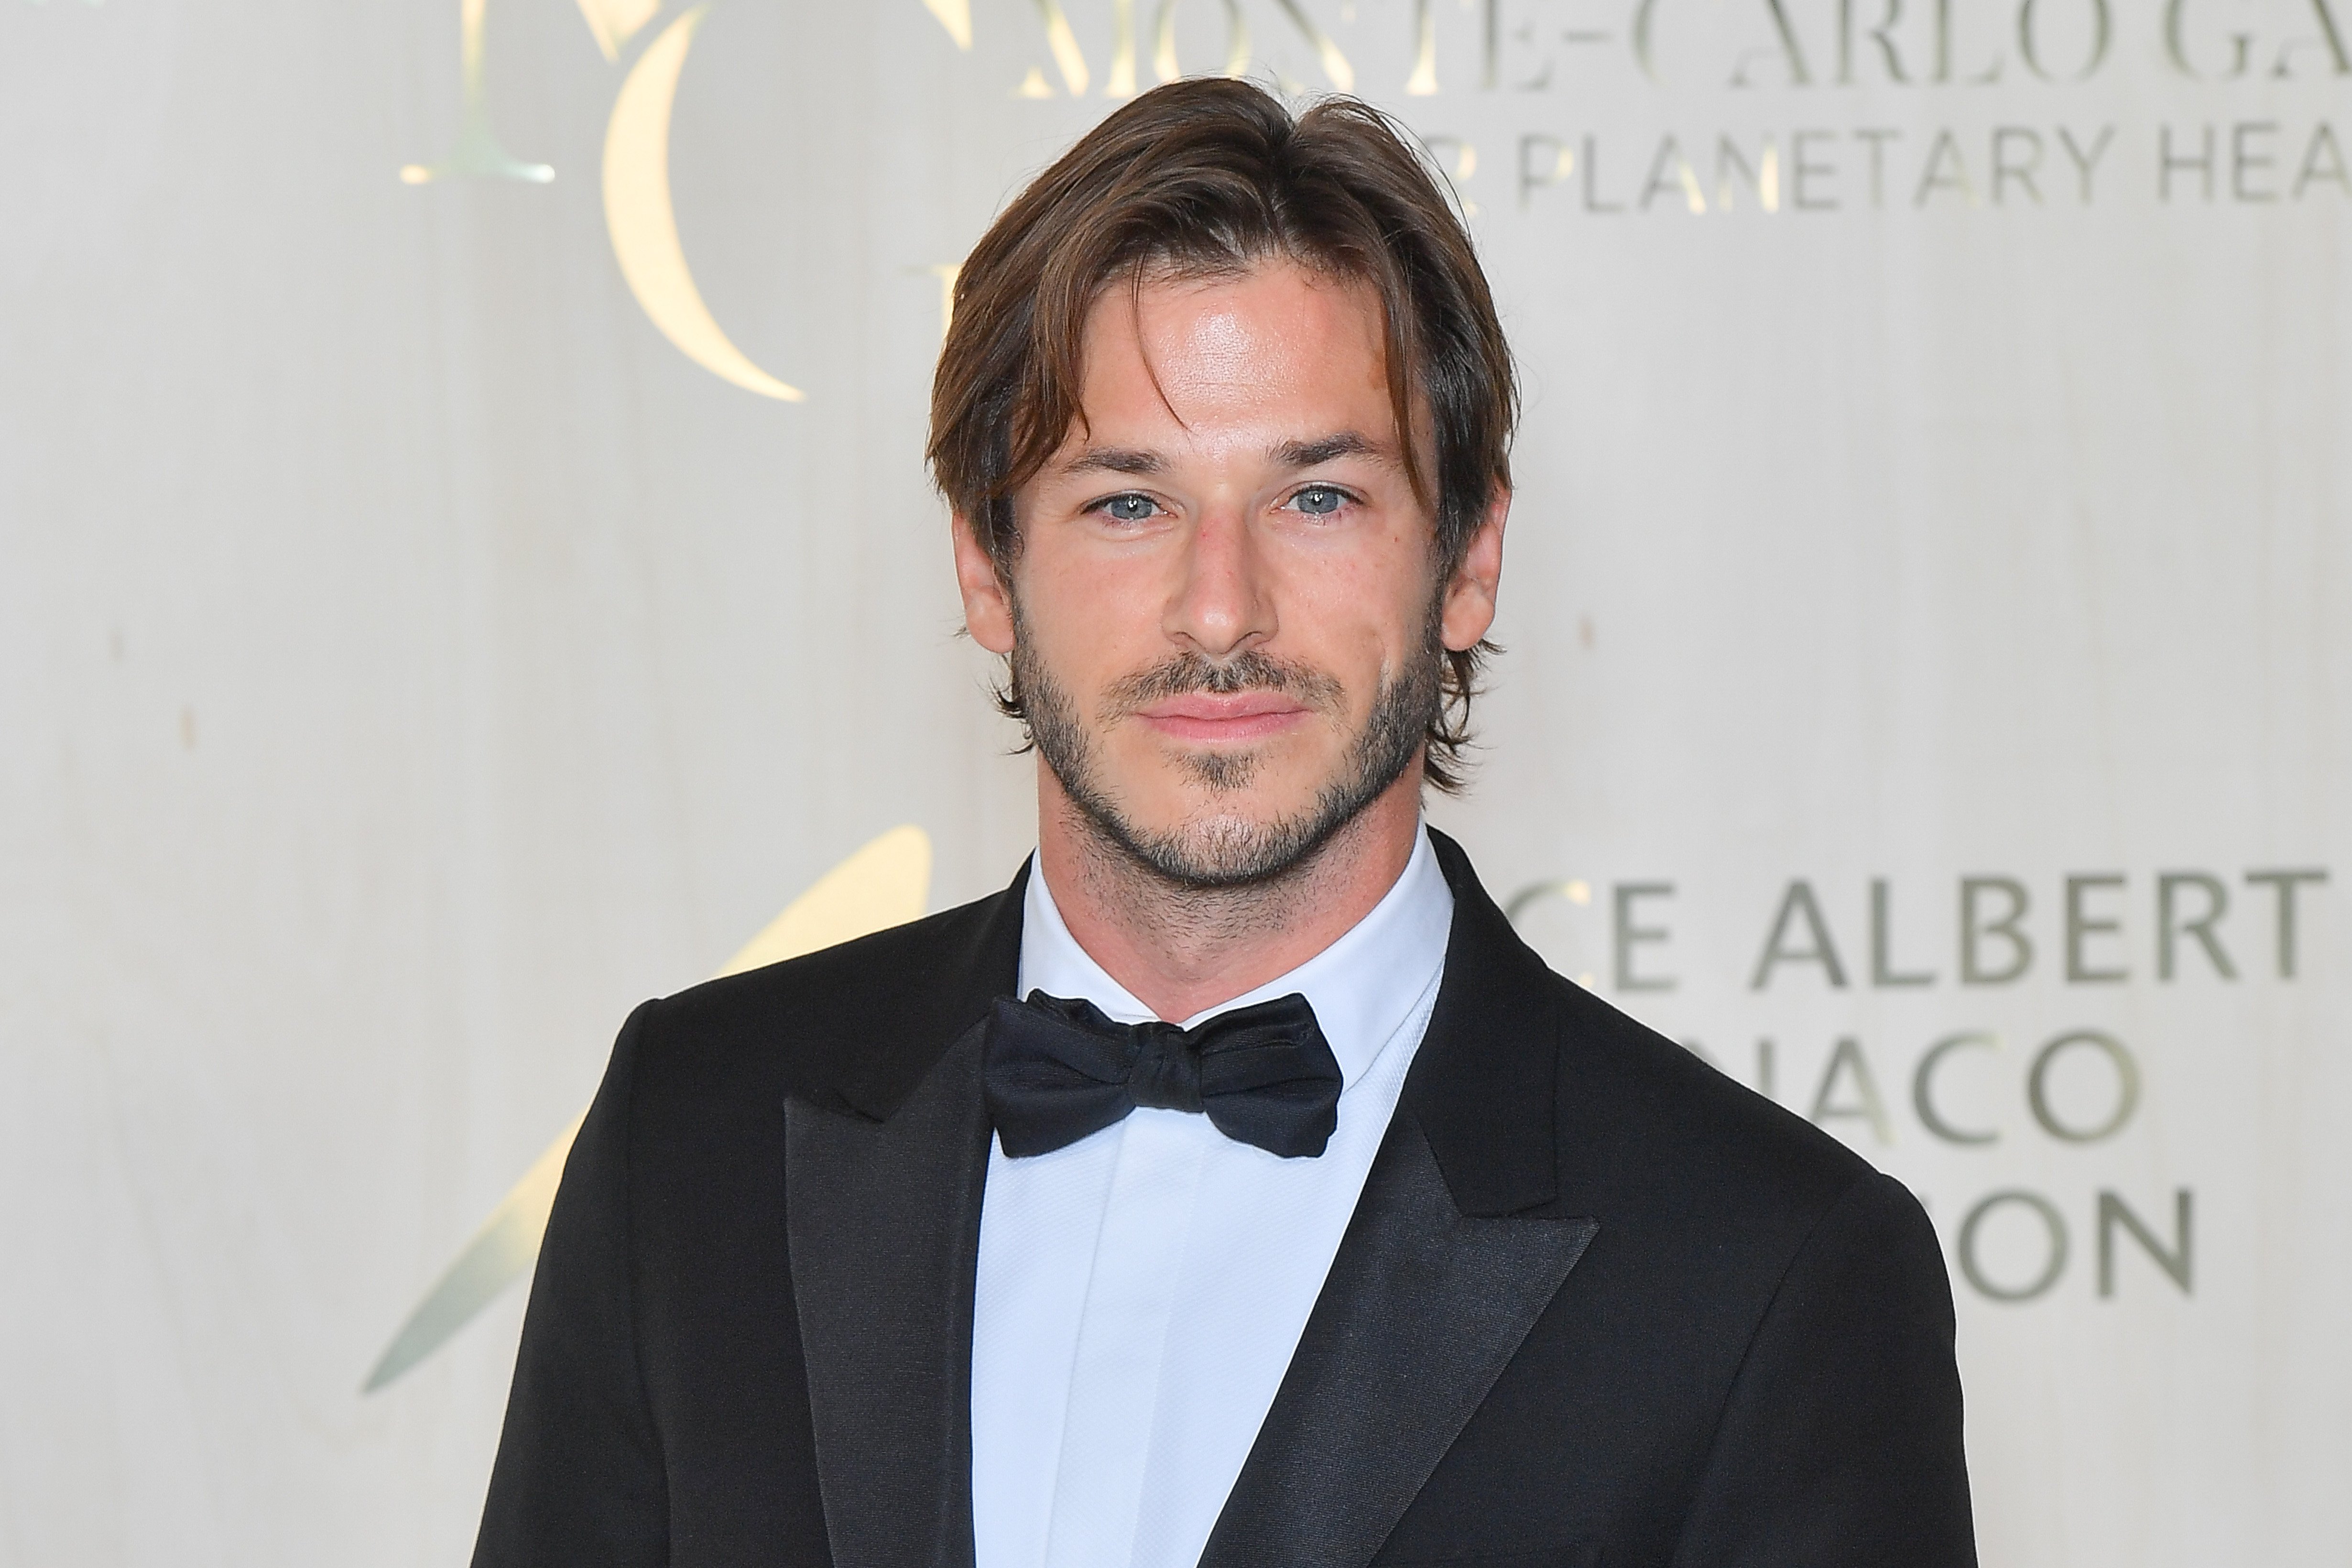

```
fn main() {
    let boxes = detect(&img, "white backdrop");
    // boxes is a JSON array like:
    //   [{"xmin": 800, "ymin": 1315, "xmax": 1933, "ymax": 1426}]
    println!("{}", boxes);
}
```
[{"xmin": 1, "ymin": 0, "xmax": 2345, "ymax": 1563}]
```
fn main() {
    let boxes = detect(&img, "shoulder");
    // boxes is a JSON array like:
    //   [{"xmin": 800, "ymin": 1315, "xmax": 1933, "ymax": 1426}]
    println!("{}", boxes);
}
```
[
  {"xmin": 1548, "ymin": 973, "xmax": 1871, "ymax": 1216},
  {"xmin": 1533, "ymin": 968, "xmax": 1932, "ymax": 1306},
  {"xmin": 622, "ymin": 876, "xmax": 1023, "ymax": 1119},
  {"xmin": 1422, "ymin": 830, "xmax": 1878, "ymax": 1236}
]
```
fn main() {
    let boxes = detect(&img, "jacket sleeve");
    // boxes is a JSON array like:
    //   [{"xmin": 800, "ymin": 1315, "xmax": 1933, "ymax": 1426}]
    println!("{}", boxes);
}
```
[
  {"xmin": 1668, "ymin": 1170, "xmax": 1978, "ymax": 1568},
  {"xmin": 472, "ymin": 1002, "xmax": 670, "ymax": 1568}
]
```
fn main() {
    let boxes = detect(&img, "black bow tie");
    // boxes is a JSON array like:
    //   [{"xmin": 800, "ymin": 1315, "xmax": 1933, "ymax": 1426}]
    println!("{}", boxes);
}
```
[{"xmin": 981, "ymin": 991, "xmax": 1344, "ymax": 1159}]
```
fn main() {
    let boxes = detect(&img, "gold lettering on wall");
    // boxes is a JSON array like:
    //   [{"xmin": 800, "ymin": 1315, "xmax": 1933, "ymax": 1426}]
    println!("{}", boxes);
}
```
[
  {"xmin": 911, "ymin": 262, "xmax": 965, "ymax": 341},
  {"xmin": 576, "ymin": 0, "xmax": 662, "ymax": 60},
  {"xmin": 1153, "ymin": 0, "xmax": 1252, "ymax": 81},
  {"xmin": 391, "ymin": 0, "xmax": 2352, "ymax": 406},
  {"xmin": 925, "ymin": 0, "xmax": 977, "ymax": 49},
  {"xmin": 1034, "ymin": 0, "xmax": 1094, "ymax": 93},
  {"xmin": 603, "ymin": 5, "xmax": 807, "ymax": 400},
  {"xmin": 1406, "ymin": 0, "xmax": 1439, "ymax": 93},
  {"xmin": 1105, "ymin": 0, "xmax": 1140, "ymax": 94},
  {"xmin": 1270, "ymin": 0, "xmax": 1357, "ymax": 88}
]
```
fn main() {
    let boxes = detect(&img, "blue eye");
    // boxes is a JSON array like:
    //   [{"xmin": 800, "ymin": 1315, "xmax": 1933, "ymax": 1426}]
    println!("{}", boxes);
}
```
[
  {"xmin": 1099, "ymin": 493, "xmax": 1160, "ymax": 523},
  {"xmin": 1290, "ymin": 486, "xmax": 1348, "ymax": 516}
]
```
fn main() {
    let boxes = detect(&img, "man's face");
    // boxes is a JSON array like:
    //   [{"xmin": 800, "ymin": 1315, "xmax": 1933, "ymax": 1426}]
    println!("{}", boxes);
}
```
[{"xmin": 954, "ymin": 259, "xmax": 1504, "ymax": 887}]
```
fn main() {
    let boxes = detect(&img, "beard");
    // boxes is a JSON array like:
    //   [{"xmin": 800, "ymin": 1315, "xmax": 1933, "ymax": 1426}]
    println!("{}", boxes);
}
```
[{"xmin": 1013, "ymin": 603, "xmax": 1445, "ymax": 890}]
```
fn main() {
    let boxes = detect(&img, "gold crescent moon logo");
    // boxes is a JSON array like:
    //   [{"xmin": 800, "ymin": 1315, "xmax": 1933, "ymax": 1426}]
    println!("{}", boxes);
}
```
[
  {"xmin": 363, "ymin": 826, "xmax": 932, "ymax": 1390},
  {"xmin": 601, "ymin": 4, "xmax": 806, "ymax": 402}
]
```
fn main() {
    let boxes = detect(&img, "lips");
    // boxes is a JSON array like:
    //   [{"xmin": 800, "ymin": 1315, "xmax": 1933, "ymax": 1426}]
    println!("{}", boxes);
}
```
[{"xmin": 1133, "ymin": 691, "xmax": 1311, "ymax": 743}]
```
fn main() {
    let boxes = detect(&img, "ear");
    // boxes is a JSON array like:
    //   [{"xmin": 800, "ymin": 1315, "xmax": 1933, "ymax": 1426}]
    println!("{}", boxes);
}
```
[
  {"xmin": 952, "ymin": 510, "xmax": 1017, "ymax": 655},
  {"xmin": 1439, "ymin": 484, "xmax": 1509, "ymax": 653}
]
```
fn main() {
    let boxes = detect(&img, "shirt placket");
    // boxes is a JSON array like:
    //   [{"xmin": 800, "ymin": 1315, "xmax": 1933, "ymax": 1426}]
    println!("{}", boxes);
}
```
[{"xmin": 1039, "ymin": 1110, "xmax": 1211, "ymax": 1568}]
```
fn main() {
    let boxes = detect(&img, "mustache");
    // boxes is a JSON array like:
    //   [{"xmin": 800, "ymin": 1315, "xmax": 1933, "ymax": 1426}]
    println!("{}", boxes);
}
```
[{"xmin": 1103, "ymin": 649, "xmax": 1346, "ymax": 717}]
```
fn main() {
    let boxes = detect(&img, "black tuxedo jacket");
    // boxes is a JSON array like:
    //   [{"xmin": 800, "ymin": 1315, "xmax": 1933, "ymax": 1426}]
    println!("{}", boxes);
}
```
[{"xmin": 474, "ymin": 834, "xmax": 1974, "ymax": 1568}]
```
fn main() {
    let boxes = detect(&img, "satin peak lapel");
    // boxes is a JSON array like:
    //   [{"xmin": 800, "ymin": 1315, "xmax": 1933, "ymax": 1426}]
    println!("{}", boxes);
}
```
[
  {"xmin": 785, "ymin": 1022, "xmax": 991, "ymax": 1568},
  {"xmin": 1198, "ymin": 1112, "xmax": 1600, "ymax": 1568}
]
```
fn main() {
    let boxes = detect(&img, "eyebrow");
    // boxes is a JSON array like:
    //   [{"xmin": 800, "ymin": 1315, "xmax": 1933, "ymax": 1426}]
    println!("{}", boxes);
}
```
[
  {"xmin": 1062, "ymin": 446, "xmax": 1164, "ymax": 477},
  {"xmin": 1270, "ymin": 432, "xmax": 1389, "ymax": 468},
  {"xmin": 1058, "ymin": 431, "xmax": 1392, "ymax": 479}
]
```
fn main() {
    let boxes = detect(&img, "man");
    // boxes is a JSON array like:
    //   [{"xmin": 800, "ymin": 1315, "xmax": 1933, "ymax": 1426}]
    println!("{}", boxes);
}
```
[{"xmin": 474, "ymin": 79, "xmax": 1975, "ymax": 1568}]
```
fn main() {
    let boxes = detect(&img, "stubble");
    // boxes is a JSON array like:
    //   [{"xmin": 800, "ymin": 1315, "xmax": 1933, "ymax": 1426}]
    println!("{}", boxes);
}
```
[{"xmin": 1013, "ymin": 601, "xmax": 1444, "ymax": 892}]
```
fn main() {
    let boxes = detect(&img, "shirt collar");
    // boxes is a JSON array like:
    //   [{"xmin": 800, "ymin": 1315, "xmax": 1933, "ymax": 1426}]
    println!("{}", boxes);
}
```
[{"xmin": 1016, "ymin": 824, "xmax": 1455, "ymax": 1091}]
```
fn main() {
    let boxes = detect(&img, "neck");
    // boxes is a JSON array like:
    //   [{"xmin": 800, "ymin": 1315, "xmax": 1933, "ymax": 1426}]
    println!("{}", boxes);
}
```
[{"xmin": 1033, "ymin": 767, "xmax": 1425, "ymax": 1022}]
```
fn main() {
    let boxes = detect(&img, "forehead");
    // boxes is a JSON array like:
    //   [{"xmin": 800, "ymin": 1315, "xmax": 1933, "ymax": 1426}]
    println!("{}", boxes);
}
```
[{"xmin": 1071, "ymin": 260, "xmax": 1396, "ymax": 447}]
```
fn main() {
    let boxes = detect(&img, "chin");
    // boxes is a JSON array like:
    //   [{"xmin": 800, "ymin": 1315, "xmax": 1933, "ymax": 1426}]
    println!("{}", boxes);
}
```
[
  {"xmin": 1157, "ymin": 772, "xmax": 1325, "ymax": 830},
  {"xmin": 1165, "ymin": 797, "xmax": 1303, "ymax": 841},
  {"xmin": 1089, "ymin": 785, "xmax": 1350, "ymax": 889}
]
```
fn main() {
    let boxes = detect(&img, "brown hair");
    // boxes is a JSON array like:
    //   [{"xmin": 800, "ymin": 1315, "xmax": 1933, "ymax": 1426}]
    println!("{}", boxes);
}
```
[{"xmin": 928, "ymin": 77, "xmax": 1516, "ymax": 790}]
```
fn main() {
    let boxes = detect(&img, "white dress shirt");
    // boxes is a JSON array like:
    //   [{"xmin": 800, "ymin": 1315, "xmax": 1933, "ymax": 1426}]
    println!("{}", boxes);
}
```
[{"xmin": 969, "ymin": 825, "xmax": 1455, "ymax": 1568}]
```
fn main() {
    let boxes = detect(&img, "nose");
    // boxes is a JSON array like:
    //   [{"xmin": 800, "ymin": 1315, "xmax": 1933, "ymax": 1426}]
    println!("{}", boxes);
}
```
[{"xmin": 1163, "ymin": 502, "xmax": 1275, "ymax": 661}]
